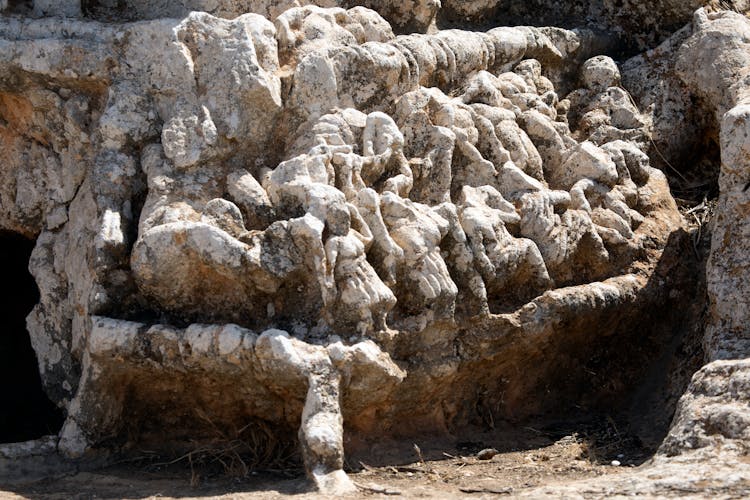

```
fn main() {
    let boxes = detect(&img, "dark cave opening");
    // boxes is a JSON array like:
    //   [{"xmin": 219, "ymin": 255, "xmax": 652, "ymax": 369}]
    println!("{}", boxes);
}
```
[{"xmin": 0, "ymin": 231, "xmax": 63, "ymax": 444}]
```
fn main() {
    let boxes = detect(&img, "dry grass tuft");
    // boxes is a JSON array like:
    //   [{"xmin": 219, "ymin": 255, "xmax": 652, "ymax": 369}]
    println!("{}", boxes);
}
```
[{"xmin": 142, "ymin": 409, "xmax": 300, "ymax": 485}]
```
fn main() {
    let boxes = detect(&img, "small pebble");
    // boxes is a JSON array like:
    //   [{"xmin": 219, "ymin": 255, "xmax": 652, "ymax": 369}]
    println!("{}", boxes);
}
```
[
  {"xmin": 617, "ymin": 454, "xmax": 625, "ymax": 459},
  {"xmin": 477, "ymin": 448, "xmax": 499, "ymax": 460},
  {"xmin": 611, "ymin": 460, "xmax": 621, "ymax": 466}
]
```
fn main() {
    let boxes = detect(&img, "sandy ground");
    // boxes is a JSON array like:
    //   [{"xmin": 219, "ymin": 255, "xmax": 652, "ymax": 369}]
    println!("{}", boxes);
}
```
[
  {"xmin": 1, "ymin": 427, "xmax": 645, "ymax": 499},
  {"xmin": 2, "ymin": 412, "xmax": 748, "ymax": 499}
]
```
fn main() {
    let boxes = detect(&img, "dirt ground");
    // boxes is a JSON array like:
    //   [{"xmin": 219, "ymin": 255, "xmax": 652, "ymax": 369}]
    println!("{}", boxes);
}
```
[{"xmin": 1, "ymin": 423, "xmax": 652, "ymax": 499}]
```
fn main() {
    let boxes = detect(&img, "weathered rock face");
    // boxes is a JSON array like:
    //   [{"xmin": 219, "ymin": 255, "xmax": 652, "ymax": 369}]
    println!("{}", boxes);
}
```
[
  {"xmin": 440, "ymin": 1, "xmax": 750, "ymax": 49},
  {"xmin": 624, "ymin": 9, "xmax": 750, "ymax": 363},
  {"xmin": 5, "ymin": 0, "xmax": 749, "ymax": 40},
  {"xmin": 677, "ymin": 13, "xmax": 750, "ymax": 363},
  {"xmin": 2, "ymin": 0, "xmax": 442, "ymax": 33},
  {"xmin": 1, "ymin": 1, "xmax": 749, "ymax": 495},
  {"xmin": 612, "ymin": 10, "xmax": 750, "ymax": 488}
]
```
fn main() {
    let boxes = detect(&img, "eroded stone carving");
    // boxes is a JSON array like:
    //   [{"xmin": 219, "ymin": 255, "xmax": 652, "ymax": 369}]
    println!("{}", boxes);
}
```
[{"xmin": 3, "ymin": 2, "xmax": 749, "ymax": 495}]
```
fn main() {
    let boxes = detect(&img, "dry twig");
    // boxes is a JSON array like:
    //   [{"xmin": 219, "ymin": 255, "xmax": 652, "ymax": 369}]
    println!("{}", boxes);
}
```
[
  {"xmin": 355, "ymin": 482, "xmax": 402, "ymax": 496},
  {"xmin": 459, "ymin": 486, "xmax": 514, "ymax": 494}
]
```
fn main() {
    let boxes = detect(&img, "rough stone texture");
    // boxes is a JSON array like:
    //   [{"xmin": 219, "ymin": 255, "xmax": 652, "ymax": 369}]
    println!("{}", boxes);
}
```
[
  {"xmin": 520, "ymin": 359, "xmax": 750, "ymax": 498},
  {"xmin": 637, "ymin": 11, "xmax": 750, "ymax": 469},
  {"xmin": 440, "ymin": 1, "xmax": 750, "ymax": 49},
  {"xmin": 661, "ymin": 359, "xmax": 750, "ymax": 456},
  {"xmin": 1, "ymin": 1, "xmax": 749, "ymax": 496},
  {"xmin": 0, "ymin": 0, "xmax": 440, "ymax": 33},
  {"xmin": 615, "ymin": 10, "xmax": 750, "ymax": 491},
  {"xmin": 708, "ymin": 105, "xmax": 750, "ymax": 359},
  {"xmin": 624, "ymin": 11, "xmax": 750, "ymax": 361},
  {"xmin": 9, "ymin": 0, "xmax": 748, "ymax": 40},
  {"xmin": 673, "ymin": 11, "xmax": 750, "ymax": 362},
  {"xmin": 0, "ymin": 436, "xmax": 75, "ymax": 483},
  {"xmin": 518, "ymin": 450, "xmax": 750, "ymax": 498},
  {"xmin": 57, "ymin": 318, "xmax": 402, "ymax": 492}
]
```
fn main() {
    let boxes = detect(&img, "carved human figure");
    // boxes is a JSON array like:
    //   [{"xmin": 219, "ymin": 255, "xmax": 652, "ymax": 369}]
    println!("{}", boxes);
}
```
[
  {"xmin": 514, "ymin": 59, "xmax": 555, "ymax": 95},
  {"xmin": 410, "ymin": 126, "xmax": 456, "ymax": 204},
  {"xmin": 569, "ymin": 178, "xmax": 638, "ymax": 247},
  {"xmin": 265, "ymin": 140, "xmax": 359, "ymax": 226},
  {"xmin": 459, "ymin": 186, "xmax": 553, "ymax": 307},
  {"xmin": 295, "ymin": 110, "xmax": 412, "ymax": 200},
  {"xmin": 517, "ymin": 189, "xmax": 610, "ymax": 283},
  {"xmin": 433, "ymin": 202, "xmax": 490, "ymax": 317},
  {"xmin": 566, "ymin": 56, "xmax": 647, "ymax": 144},
  {"xmin": 519, "ymin": 109, "xmax": 573, "ymax": 180},
  {"xmin": 395, "ymin": 89, "xmax": 456, "ymax": 204},
  {"xmin": 331, "ymin": 148, "xmax": 366, "ymax": 200},
  {"xmin": 354, "ymin": 188, "xmax": 403, "ymax": 286},
  {"xmin": 330, "ymin": 132, "xmax": 410, "ymax": 201},
  {"xmin": 448, "ymin": 108, "xmax": 544, "ymax": 199},
  {"xmin": 429, "ymin": 95, "xmax": 509, "ymax": 200},
  {"xmin": 462, "ymin": 67, "xmax": 578, "ymax": 188},
  {"xmin": 226, "ymin": 168, "xmax": 276, "ymax": 231},
  {"xmin": 361, "ymin": 111, "xmax": 413, "ymax": 197},
  {"xmin": 380, "ymin": 192, "xmax": 457, "ymax": 321},
  {"xmin": 322, "ymin": 202, "xmax": 396, "ymax": 336}
]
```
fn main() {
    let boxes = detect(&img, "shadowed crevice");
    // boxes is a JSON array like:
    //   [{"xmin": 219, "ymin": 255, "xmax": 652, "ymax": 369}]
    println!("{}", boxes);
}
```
[{"xmin": 0, "ymin": 231, "xmax": 63, "ymax": 443}]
